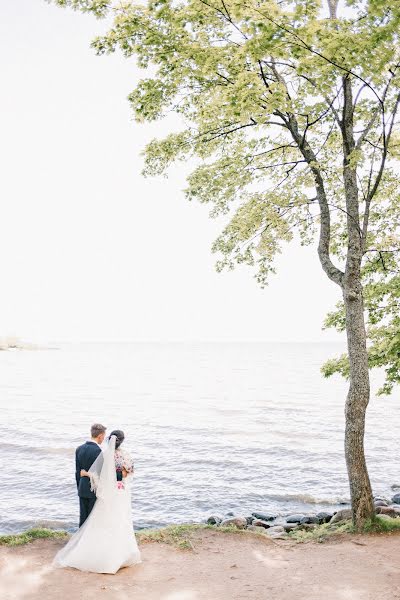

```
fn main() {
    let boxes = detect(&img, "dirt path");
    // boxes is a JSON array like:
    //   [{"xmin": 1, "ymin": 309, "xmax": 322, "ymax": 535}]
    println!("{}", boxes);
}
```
[{"xmin": 2, "ymin": 529, "xmax": 400, "ymax": 600}]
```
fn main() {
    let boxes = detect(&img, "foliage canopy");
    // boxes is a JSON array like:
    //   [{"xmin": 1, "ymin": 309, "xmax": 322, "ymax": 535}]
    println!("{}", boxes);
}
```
[{"xmin": 52, "ymin": 0, "xmax": 400, "ymax": 394}]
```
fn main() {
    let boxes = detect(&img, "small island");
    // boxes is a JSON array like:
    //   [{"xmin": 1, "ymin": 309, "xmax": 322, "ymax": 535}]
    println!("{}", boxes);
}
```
[{"xmin": 0, "ymin": 336, "xmax": 50, "ymax": 351}]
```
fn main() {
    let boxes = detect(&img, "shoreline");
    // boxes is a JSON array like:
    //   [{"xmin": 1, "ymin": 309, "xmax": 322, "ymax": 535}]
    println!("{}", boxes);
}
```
[
  {"xmin": 3, "ymin": 491, "xmax": 400, "ymax": 542},
  {"xmin": 4, "ymin": 490, "xmax": 400, "ymax": 538}
]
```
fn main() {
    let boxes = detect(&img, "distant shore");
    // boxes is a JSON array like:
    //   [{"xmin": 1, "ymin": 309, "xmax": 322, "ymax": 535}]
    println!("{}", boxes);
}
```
[{"xmin": 0, "ymin": 337, "xmax": 57, "ymax": 351}]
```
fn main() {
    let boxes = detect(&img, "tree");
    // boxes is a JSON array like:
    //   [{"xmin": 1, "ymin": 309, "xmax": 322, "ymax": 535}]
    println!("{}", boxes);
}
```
[{"xmin": 51, "ymin": 0, "xmax": 400, "ymax": 529}]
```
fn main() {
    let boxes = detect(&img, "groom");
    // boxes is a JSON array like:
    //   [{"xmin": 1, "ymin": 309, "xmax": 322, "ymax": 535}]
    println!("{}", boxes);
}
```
[{"xmin": 75, "ymin": 423, "xmax": 107, "ymax": 527}]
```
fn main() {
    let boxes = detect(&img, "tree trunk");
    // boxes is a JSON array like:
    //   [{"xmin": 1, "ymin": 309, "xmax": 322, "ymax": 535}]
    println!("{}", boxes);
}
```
[
  {"xmin": 341, "ymin": 73, "xmax": 375, "ymax": 530},
  {"xmin": 343, "ymin": 281, "xmax": 375, "ymax": 530}
]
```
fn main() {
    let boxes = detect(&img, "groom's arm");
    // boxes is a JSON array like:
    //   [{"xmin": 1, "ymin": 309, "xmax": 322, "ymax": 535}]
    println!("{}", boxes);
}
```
[{"xmin": 75, "ymin": 448, "xmax": 81, "ymax": 489}]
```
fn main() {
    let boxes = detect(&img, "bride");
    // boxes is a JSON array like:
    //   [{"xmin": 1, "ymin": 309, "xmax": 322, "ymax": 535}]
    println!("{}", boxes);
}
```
[{"xmin": 54, "ymin": 430, "xmax": 142, "ymax": 574}]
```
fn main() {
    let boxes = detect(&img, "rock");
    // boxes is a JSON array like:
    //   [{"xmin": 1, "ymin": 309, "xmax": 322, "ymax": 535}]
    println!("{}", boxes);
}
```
[
  {"xmin": 247, "ymin": 525, "xmax": 268, "ymax": 534},
  {"xmin": 316, "ymin": 512, "xmax": 333, "ymax": 524},
  {"xmin": 220, "ymin": 517, "xmax": 247, "ymax": 529},
  {"xmin": 252, "ymin": 519, "xmax": 272, "ymax": 529},
  {"xmin": 266, "ymin": 525, "xmax": 285, "ymax": 534},
  {"xmin": 282, "ymin": 523, "xmax": 299, "ymax": 532},
  {"xmin": 297, "ymin": 523, "xmax": 318, "ymax": 530},
  {"xmin": 245, "ymin": 516, "xmax": 254, "ymax": 525},
  {"xmin": 226, "ymin": 511, "xmax": 235, "ymax": 517},
  {"xmin": 376, "ymin": 506, "xmax": 400, "ymax": 518},
  {"xmin": 265, "ymin": 526, "xmax": 287, "ymax": 539},
  {"xmin": 251, "ymin": 512, "xmax": 275, "ymax": 522},
  {"xmin": 329, "ymin": 509, "xmax": 352, "ymax": 524},
  {"xmin": 206, "ymin": 515, "xmax": 222, "ymax": 526},
  {"xmin": 391, "ymin": 494, "xmax": 400, "ymax": 504},
  {"xmin": 300, "ymin": 516, "xmax": 320, "ymax": 525},
  {"xmin": 377, "ymin": 514, "xmax": 396, "ymax": 522},
  {"xmin": 286, "ymin": 514, "xmax": 306, "ymax": 523},
  {"xmin": 374, "ymin": 496, "xmax": 389, "ymax": 503},
  {"xmin": 374, "ymin": 500, "xmax": 388, "ymax": 507}
]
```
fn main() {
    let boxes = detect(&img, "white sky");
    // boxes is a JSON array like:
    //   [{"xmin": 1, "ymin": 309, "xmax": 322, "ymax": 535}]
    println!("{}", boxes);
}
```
[{"xmin": 0, "ymin": 0, "xmax": 344, "ymax": 344}]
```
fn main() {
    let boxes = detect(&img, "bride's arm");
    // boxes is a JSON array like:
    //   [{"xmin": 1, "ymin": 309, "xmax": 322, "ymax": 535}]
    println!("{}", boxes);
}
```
[{"xmin": 121, "ymin": 451, "xmax": 134, "ymax": 478}]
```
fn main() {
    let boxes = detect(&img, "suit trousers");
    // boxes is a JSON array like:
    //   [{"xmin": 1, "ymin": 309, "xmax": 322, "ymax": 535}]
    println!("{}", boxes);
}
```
[{"xmin": 79, "ymin": 497, "xmax": 96, "ymax": 528}]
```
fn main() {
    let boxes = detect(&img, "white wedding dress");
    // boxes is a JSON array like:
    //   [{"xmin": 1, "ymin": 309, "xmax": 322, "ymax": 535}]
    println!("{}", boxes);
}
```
[{"xmin": 53, "ymin": 435, "xmax": 142, "ymax": 574}]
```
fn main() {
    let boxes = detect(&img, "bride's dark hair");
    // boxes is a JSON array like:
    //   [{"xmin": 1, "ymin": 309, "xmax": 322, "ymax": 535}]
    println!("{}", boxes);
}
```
[{"xmin": 109, "ymin": 429, "xmax": 125, "ymax": 449}]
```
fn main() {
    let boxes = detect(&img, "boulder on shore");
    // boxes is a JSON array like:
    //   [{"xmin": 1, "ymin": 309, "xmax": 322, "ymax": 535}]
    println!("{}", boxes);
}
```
[
  {"xmin": 207, "ymin": 515, "xmax": 223, "ymax": 526},
  {"xmin": 300, "ymin": 516, "xmax": 320, "ymax": 525},
  {"xmin": 286, "ymin": 514, "xmax": 306, "ymax": 523},
  {"xmin": 252, "ymin": 519, "xmax": 272, "ymax": 529},
  {"xmin": 329, "ymin": 509, "xmax": 352, "ymax": 524},
  {"xmin": 376, "ymin": 506, "xmax": 400, "ymax": 518},
  {"xmin": 297, "ymin": 523, "xmax": 318, "ymax": 530},
  {"xmin": 374, "ymin": 496, "xmax": 389, "ymax": 503},
  {"xmin": 316, "ymin": 512, "xmax": 333, "ymax": 523},
  {"xmin": 247, "ymin": 525, "xmax": 268, "ymax": 534},
  {"xmin": 251, "ymin": 512, "xmax": 275, "ymax": 522},
  {"xmin": 391, "ymin": 494, "xmax": 400, "ymax": 504},
  {"xmin": 265, "ymin": 525, "xmax": 287, "ymax": 538},
  {"xmin": 377, "ymin": 514, "xmax": 396, "ymax": 522},
  {"xmin": 282, "ymin": 523, "xmax": 299, "ymax": 532},
  {"xmin": 220, "ymin": 517, "xmax": 247, "ymax": 529}
]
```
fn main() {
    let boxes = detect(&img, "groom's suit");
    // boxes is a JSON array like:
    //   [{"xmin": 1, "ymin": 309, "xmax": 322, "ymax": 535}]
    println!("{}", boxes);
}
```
[{"xmin": 75, "ymin": 441, "xmax": 102, "ymax": 527}]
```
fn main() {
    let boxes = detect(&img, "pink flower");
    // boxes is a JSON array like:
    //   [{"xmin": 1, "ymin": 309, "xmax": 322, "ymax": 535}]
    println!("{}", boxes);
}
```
[{"xmin": 117, "ymin": 481, "xmax": 125, "ymax": 490}]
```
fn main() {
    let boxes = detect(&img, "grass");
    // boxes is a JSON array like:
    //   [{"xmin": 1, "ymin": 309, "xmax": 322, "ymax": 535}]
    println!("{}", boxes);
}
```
[
  {"xmin": 136, "ymin": 523, "xmax": 265, "ymax": 550},
  {"xmin": 287, "ymin": 515, "xmax": 400, "ymax": 544},
  {"xmin": 0, "ymin": 528, "xmax": 68, "ymax": 547},
  {"xmin": 363, "ymin": 515, "xmax": 400, "ymax": 534},
  {"xmin": 287, "ymin": 520, "xmax": 354, "ymax": 543},
  {"xmin": 3, "ymin": 515, "xmax": 400, "ymax": 549},
  {"xmin": 0, "ymin": 523, "xmax": 257, "ymax": 551}
]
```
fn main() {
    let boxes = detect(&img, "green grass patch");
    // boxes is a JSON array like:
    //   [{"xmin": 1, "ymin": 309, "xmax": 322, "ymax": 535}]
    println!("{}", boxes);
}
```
[
  {"xmin": 362, "ymin": 515, "xmax": 400, "ymax": 533},
  {"xmin": 0, "ymin": 528, "xmax": 68, "ymax": 547},
  {"xmin": 287, "ymin": 515, "xmax": 400, "ymax": 543},
  {"xmin": 287, "ymin": 521, "xmax": 354, "ymax": 543}
]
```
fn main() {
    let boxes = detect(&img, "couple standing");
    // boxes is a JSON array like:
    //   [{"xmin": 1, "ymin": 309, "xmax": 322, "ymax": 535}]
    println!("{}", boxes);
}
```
[{"xmin": 54, "ymin": 423, "xmax": 142, "ymax": 574}]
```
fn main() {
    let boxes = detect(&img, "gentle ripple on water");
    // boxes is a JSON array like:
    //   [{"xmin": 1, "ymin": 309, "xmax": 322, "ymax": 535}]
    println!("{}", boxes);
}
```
[{"xmin": 0, "ymin": 341, "xmax": 399, "ymax": 533}]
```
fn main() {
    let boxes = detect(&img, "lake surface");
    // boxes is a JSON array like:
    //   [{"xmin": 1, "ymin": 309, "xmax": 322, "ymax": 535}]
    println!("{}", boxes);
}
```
[{"xmin": 1, "ymin": 342, "xmax": 399, "ymax": 534}]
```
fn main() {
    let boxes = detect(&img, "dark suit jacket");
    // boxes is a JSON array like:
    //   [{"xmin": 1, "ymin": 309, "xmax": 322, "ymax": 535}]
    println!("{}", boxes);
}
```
[{"xmin": 75, "ymin": 441, "xmax": 102, "ymax": 499}]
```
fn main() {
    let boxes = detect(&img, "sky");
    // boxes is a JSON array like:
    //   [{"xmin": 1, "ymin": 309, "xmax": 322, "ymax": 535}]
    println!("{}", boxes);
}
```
[{"xmin": 0, "ymin": 0, "xmax": 344, "ymax": 344}]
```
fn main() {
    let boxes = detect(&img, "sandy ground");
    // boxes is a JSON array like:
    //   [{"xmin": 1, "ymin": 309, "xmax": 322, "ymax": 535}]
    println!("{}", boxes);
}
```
[{"xmin": 1, "ymin": 529, "xmax": 400, "ymax": 600}]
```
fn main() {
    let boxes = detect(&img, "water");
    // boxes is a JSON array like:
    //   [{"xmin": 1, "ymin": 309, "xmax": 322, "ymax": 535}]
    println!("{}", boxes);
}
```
[{"xmin": 0, "ymin": 342, "xmax": 399, "ymax": 534}]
